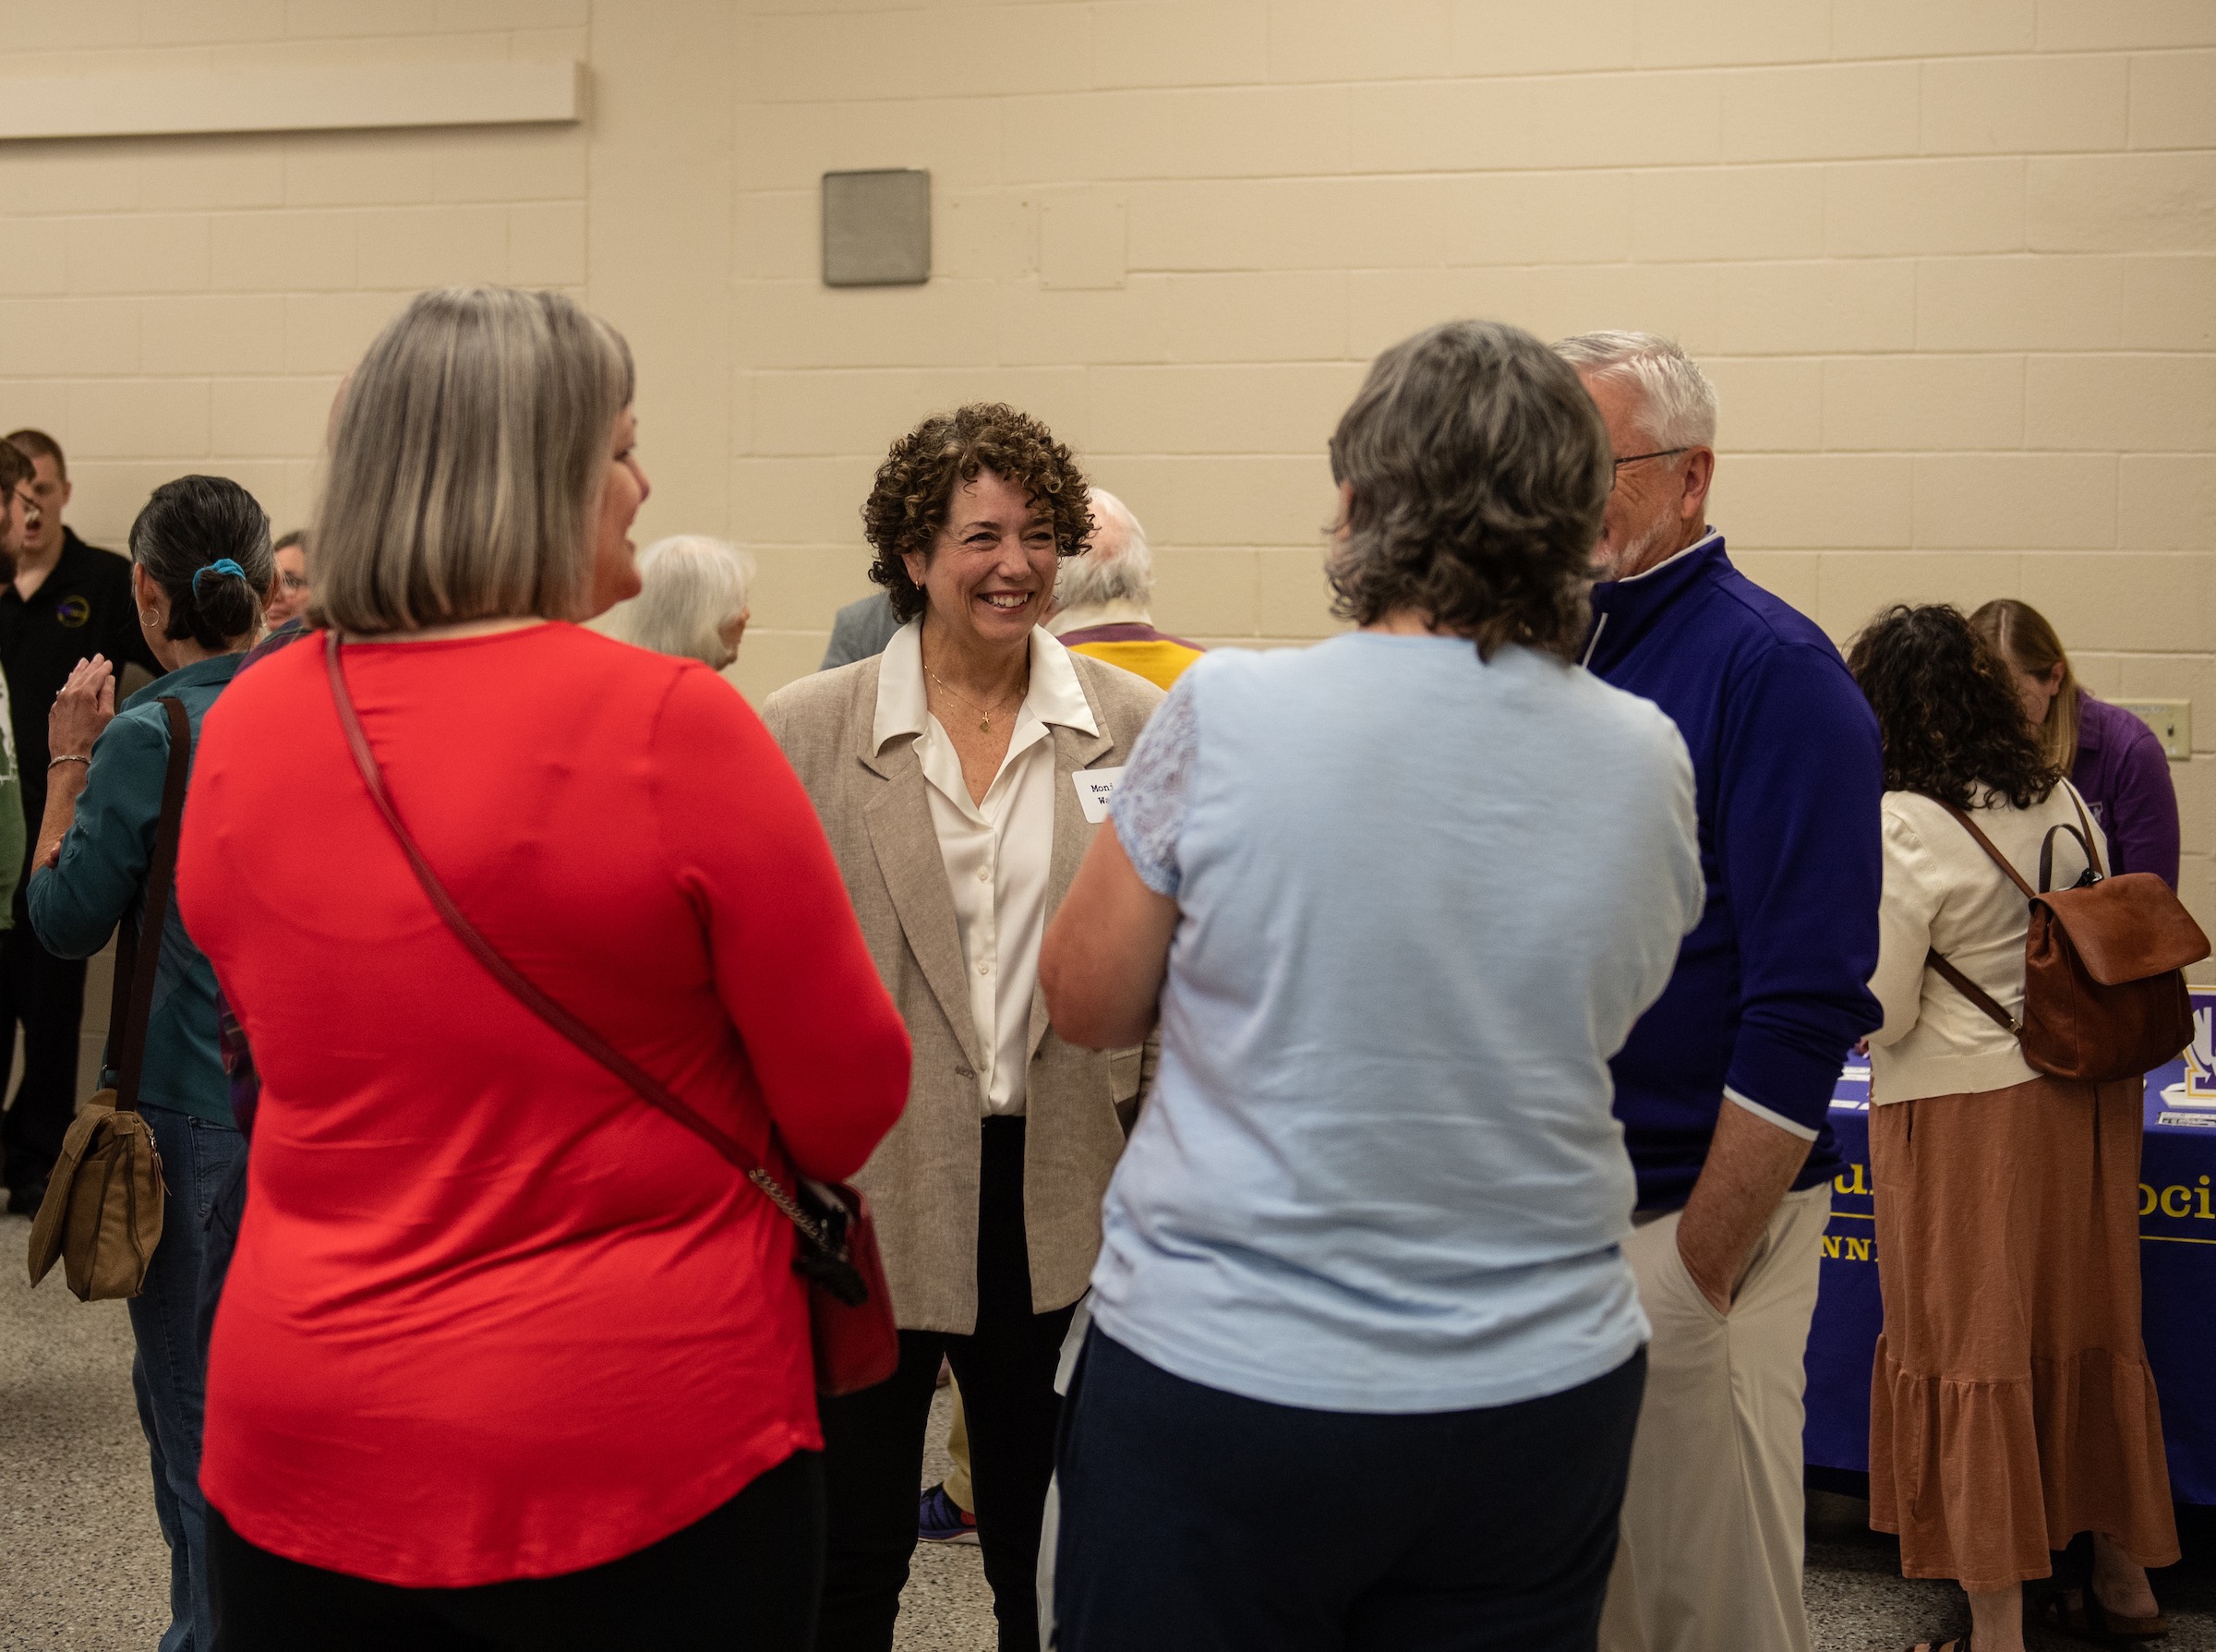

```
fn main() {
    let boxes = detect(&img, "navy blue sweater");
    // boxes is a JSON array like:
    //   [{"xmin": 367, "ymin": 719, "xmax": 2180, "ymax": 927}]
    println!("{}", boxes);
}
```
[{"xmin": 1584, "ymin": 534, "xmax": 1882, "ymax": 1210}]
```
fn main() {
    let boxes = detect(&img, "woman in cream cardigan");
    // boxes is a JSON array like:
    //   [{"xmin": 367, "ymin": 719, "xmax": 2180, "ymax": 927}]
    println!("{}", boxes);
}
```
[
  {"xmin": 1849, "ymin": 605, "xmax": 2176, "ymax": 1652},
  {"xmin": 762, "ymin": 404, "xmax": 1160, "ymax": 1652}
]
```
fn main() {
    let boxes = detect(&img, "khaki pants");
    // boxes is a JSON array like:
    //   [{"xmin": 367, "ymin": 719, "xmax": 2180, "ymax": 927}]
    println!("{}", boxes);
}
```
[{"xmin": 1598, "ymin": 1183, "xmax": 1831, "ymax": 1652}]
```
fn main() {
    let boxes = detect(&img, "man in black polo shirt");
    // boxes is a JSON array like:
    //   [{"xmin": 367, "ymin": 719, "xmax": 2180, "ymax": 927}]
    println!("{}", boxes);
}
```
[{"xmin": 0, "ymin": 428, "xmax": 160, "ymax": 1212}]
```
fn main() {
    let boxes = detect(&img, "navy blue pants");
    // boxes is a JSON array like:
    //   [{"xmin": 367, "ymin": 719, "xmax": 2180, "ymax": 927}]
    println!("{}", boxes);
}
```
[
  {"xmin": 133, "ymin": 1102, "xmax": 247, "ymax": 1652},
  {"xmin": 1054, "ymin": 1331, "xmax": 1646, "ymax": 1652}
]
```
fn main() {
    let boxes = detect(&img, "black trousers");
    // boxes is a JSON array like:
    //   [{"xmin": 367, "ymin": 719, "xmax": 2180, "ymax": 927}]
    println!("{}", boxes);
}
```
[
  {"xmin": 206, "ymin": 1451, "xmax": 825, "ymax": 1652},
  {"xmin": 1054, "ymin": 1330, "xmax": 1648, "ymax": 1652},
  {"xmin": 0, "ymin": 896, "xmax": 88, "ymax": 1197},
  {"xmin": 816, "ymin": 1115, "xmax": 1074, "ymax": 1652}
]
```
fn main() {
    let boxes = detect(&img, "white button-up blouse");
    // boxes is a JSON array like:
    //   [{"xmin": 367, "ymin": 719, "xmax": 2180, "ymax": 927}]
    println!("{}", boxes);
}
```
[{"xmin": 872, "ymin": 620, "xmax": 1098, "ymax": 1115}]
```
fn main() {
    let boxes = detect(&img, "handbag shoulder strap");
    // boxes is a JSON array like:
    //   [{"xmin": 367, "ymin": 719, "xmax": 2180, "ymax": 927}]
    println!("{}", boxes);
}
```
[
  {"xmin": 320, "ymin": 632, "xmax": 823, "ymax": 1237},
  {"xmin": 1926, "ymin": 794, "xmax": 2038, "ymax": 900},
  {"xmin": 2037, "ymin": 781, "xmax": 2105, "ymax": 892},
  {"xmin": 1917, "ymin": 791, "xmax": 2034, "ymax": 1040},
  {"xmin": 1922, "ymin": 947, "xmax": 2019, "ymax": 1035},
  {"xmin": 108, "ymin": 696, "xmax": 193, "ymax": 1115}
]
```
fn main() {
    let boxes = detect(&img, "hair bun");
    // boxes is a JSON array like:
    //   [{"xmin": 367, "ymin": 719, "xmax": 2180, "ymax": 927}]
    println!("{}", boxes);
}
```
[{"xmin": 191, "ymin": 558, "xmax": 248, "ymax": 597}]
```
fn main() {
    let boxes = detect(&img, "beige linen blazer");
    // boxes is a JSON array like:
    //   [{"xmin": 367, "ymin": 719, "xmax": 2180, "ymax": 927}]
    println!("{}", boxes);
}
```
[{"xmin": 763, "ymin": 649, "xmax": 1164, "ymax": 1332}]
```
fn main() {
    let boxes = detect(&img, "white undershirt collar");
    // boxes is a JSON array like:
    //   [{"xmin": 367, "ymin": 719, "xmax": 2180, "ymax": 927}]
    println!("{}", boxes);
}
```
[
  {"xmin": 873, "ymin": 619, "xmax": 1097, "ymax": 755},
  {"xmin": 1610, "ymin": 526, "xmax": 1721, "ymax": 586},
  {"xmin": 1048, "ymin": 597, "xmax": 1153, "ymax": 635}
]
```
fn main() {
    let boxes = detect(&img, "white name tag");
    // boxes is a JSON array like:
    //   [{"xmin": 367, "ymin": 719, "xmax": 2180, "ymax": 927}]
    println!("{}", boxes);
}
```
[{"xmin": 1073, "ymin": 766, "xmax": 1126, "ymax": 825}]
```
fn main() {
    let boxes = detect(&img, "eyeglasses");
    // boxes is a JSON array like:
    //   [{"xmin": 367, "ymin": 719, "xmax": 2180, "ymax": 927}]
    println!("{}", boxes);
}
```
[{"xmin": 1609, "ymin": 448, "xmax": 1692, "ymax": 493}]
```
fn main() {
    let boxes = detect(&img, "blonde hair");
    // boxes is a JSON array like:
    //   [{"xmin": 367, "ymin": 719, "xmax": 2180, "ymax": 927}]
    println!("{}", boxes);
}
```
[
  {"xmin": 1969, "ymin": 597, "xmax": 2081, "ymax": 772},
  {"xmin": 610, "ymin": 536, "xmax": 756, "ymax": 669},
  {"xmin": 311, "ymin": 286, "xmax": 634, "ymax": 634}
]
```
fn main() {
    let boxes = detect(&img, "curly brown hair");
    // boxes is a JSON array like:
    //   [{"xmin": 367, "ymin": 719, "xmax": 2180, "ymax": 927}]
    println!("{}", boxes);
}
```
[
  {"xmin": 1847, "ymin": 604, "xmax": 2059, "ymax": 811},
  {"xmin": 861, "ymin": 404, "xmax": 1093, "ymax": 623},
  {"xmin": 1327, "ymin": 320, "xmax": 1609, "ymax": 661}
]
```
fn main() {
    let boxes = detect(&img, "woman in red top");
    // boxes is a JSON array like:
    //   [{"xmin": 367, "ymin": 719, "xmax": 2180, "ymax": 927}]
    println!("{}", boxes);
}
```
[{"xmin": 177, "ymin": 286, "xmax": 910, "ymax": 1651}]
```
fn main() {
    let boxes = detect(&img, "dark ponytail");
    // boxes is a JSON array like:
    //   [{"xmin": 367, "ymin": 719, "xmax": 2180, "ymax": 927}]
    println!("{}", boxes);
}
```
[{"xmin": 128, "ymin": 476, "xmax": 273, "ymax": 650}]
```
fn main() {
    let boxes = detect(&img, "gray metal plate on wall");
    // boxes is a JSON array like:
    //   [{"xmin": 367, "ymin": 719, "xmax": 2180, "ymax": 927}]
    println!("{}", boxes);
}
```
[{"xmin": 822, "ymin": 169, "xmax": 931, "ymax": 287}]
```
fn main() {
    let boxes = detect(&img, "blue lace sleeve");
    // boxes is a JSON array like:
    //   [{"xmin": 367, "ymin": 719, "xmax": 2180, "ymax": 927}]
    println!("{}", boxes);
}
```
[{"xmin": 1110, "ymin": 674, "xmax": 1198, "ymax": 898}]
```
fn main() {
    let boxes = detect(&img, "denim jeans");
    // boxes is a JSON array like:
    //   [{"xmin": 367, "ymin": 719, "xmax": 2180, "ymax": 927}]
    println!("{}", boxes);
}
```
[
  {"xmin": 196, "ymin": 1147, "xmax": 247, "ymax": 1375},
  {"xmin": 129, "ymin": 1103, "xmax": 247, "ymax": 1652}
]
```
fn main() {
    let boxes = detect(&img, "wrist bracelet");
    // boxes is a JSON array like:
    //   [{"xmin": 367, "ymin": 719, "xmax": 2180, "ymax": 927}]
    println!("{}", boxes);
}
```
[{"xmin": 47, "ymin": 754, "xmax": 89, "ymax": 769}]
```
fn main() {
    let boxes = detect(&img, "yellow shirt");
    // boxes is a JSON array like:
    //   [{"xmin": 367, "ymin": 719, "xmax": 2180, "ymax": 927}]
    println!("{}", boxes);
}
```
[{"xmin": 1062, "ymin": 633, "xmax": 1204, "ymax": 692}]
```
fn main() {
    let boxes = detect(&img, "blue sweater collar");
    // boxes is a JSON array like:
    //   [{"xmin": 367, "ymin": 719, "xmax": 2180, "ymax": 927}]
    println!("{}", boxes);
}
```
[{"xmin": 1582, "ymin": 530, "xmax": 1728, "ymax": 672}]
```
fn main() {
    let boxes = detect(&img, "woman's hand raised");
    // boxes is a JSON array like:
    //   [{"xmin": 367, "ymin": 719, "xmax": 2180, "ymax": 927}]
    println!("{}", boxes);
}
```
[{"xmin": 50, "ymin": 655, "xmax": 116, "ymax": 765}]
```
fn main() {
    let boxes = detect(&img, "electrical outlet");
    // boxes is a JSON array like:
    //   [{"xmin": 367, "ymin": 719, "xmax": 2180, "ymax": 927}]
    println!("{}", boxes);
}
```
[{"xmin": 2115, "ymin": 699, "xmax": 2192, "ymax": 761}]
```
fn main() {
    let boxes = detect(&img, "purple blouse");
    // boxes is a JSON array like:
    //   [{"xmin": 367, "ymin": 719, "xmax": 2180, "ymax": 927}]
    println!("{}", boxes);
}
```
[{"xmin": 2071, "ymin": 691, "xmax": 2180, "ymax": 888}]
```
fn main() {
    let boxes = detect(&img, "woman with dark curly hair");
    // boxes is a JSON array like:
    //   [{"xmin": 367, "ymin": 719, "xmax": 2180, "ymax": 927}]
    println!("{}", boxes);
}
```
[
  {"xmin": 1849, "ymin": 604, "xmax": 2177, "ymax": 1652},
  {"xmin": 1030, "ymin": 320, "xmax": 1705, "ymax": 1650},
  {"xmin": 763, "ymin": 403, "xmax": 1162, "ymax": 1652}
]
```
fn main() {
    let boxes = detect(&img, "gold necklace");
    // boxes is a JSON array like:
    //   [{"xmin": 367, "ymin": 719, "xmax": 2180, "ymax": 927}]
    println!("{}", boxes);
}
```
[{"xmin": 925, "ymin": 662, "xmax": 1027, "ymax": 734}]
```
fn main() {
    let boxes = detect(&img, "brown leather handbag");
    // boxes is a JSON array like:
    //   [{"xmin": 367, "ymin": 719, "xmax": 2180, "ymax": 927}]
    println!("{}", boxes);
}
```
[
  {"xmin": 324, "ymin": 633, "xmax": 898, "ymax": 1396},
  {"xmin": 1924, "ymin": 786, "xmax": 2209, "ymax": 1083},
  {"xmin": 27, "ymin": 698, "xmax": 192, "ymax": 1301}
]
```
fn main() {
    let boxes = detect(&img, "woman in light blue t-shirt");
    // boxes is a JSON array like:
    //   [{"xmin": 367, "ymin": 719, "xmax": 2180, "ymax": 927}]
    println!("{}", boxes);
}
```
[{"xmin": 1038, "ymin": 320, "xmax": 1704, "ymax": 1652}]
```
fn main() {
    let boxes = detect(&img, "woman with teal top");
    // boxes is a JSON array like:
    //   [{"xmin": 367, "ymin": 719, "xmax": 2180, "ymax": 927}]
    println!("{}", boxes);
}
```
[{"xmin": 29, "ymin": 474, "xmax": 272, "ymax": 1652}]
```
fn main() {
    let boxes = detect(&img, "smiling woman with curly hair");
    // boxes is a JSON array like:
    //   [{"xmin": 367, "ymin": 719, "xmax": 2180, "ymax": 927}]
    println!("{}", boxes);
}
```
[
  {"xmin": 1848, "ymin": 603, "xmax": 2178, "ymax": 1652},
  {"xmin": 763, "ymin": 404, "xmax": 1162, "ymax": 1652},
  {"xmin": 861, "ymin": 403, "xmax": 1094, "ymax": 623}
]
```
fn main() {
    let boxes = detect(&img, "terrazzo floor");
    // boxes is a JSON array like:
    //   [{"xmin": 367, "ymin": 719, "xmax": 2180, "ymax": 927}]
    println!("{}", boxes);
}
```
[{"xmin": 5, "ymin": 1230, "xmax": 2212, "ymax": 1650}]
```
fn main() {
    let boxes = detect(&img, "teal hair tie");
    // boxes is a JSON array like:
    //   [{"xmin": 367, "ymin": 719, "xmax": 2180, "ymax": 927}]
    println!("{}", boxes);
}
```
[{"xmin": 192, "ymin": 558, "xmax": 247, "ymax": 598}]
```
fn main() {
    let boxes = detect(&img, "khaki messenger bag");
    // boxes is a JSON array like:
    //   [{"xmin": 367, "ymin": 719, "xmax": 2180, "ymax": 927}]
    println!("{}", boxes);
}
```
[{"xmin": 26, "ymin": 696, "xmax": 191, "ymax": 1301}]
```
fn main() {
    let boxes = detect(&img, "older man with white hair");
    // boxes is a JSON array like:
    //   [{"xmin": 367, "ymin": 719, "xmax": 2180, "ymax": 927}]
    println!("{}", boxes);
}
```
[
  {"xmin": 1552, "ymin": 332, "xmax": 1884, "ymax": 1652},
  {"xmin": 1046, "ymin": 488, "xmax": 1203, "ymax": 692}
]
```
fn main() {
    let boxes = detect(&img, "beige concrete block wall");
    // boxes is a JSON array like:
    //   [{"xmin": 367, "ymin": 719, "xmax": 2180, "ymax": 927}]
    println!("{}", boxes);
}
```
[
  {"xmin": 0, "ymin": 4, "xmax": 590, "ymax": 549},
  {"xmin": 0, "ymin": 0, "xmax": 2210, "ymax": 929}
]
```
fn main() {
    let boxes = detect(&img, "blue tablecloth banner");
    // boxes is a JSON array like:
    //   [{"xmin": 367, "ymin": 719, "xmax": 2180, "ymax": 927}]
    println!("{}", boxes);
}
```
[{"xmin": 1803, "ymin": 988, "xmax": 2216, "ymax": 1503}]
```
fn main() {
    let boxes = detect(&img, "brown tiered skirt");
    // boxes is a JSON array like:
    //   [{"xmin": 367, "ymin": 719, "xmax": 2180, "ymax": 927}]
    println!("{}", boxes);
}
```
[{"xmin": 1868, "ymin": 1074, "xmax": 2179, "ymax": 1590}]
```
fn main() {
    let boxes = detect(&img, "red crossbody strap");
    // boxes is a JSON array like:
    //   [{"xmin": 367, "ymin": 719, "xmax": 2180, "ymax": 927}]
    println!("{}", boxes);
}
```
[{"xmin": 322, "ymin": 631, "xmax": 826, "ymax": 1241}]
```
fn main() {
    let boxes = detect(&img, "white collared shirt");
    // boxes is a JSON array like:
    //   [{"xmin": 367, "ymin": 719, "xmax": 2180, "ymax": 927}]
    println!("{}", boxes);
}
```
[{"xmin": 873, "ymin": 620, "xmax": 1098, "ymax": 1115}]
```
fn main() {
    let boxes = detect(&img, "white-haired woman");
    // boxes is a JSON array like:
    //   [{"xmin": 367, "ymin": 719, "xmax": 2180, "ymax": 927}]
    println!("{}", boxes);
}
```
[
  {"xmin": 175, "ymin": 286, "xmax": 910, "ymax": 1650},
  {"xmin": 609, "ymin": 535, "xmax": 756, "ymax": 670}
]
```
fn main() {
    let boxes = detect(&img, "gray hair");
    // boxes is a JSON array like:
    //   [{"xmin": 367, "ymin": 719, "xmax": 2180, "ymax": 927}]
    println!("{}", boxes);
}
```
[
  {"xmin": 130, "ymin": 475, "xmax": 273, "ymax": 649},
  {"xmin": 311, "ymin": 286, "xmax": 634, "ymax": 635},
  {"xmin": 1054, "ymin": 488, "xmax": 1151, "ymax": 610},
  {"xmin": 1550, "ymin": 331, "xmax": 1718, "ymax": 451},
  {"xmin": 611, "ymin": 536, "xmax": 756, "ymax": 669},
  {"xmin": 1328, "ymin": 319, "xmax": 1608, "ymax": 660}
]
